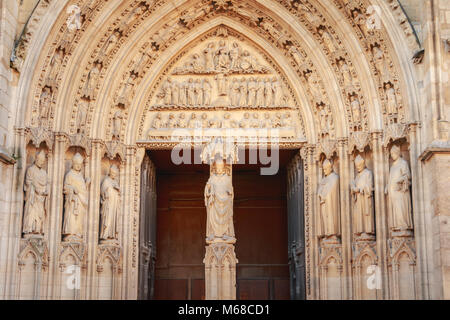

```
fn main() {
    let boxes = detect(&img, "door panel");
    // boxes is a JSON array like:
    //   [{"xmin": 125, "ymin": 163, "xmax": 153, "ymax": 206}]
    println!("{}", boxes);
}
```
[
  {"xmin": 154, "ymin": 279, "xmax": 188, "ymax": 300},
  {"xmin": 152, "ymin": 161, "xmax": 291, "ymax": 300},
  {"xmin": 238, "ymin": 280, "xmax": 270, "ymax": 300}
]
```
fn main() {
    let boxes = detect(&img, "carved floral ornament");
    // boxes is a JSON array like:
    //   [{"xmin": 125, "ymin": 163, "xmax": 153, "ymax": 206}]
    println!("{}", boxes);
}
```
[{"xmin": 21, "ymin": 0, "xmax": 414, "ymax": 146}]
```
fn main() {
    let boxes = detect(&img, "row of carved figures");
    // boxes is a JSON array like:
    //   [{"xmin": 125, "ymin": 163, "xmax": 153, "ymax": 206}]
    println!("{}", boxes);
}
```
[
  {"xmin": 316, "ymin": 145, "xmax": 413, "ymax": 244},
  {"xmin": 157, "ymin": 77, "xmax": 286, "ymax": 108},
  {"xmin": 22, "ymin": 144, "xmax": 412, "ymax": 244},
  {"xmin": 151, "ymin": 112, "xmax": 294, "ymax": 130},
  {"xmin": 23, "ymin": 152, "xmax": 120, "ymax": 244},
  {"xmin": 173, "ymin": 41, "xmax": 269, "ymax": 75}
]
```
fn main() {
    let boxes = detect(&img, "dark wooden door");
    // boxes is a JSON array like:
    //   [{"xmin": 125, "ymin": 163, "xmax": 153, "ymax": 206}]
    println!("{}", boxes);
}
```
[
  {"xmin": 149, "ymin": 150, "xmax": 292, "ymax": 300},
  {"xmin": 138, "ymin": 155, "xmax": 158, "ymax": 300}
]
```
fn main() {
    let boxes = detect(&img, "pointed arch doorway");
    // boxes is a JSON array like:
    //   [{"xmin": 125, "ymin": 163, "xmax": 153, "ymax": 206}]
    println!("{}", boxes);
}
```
[{"xmin": 138, "ymin": 148, "xmax": 306, "ymax": 300}]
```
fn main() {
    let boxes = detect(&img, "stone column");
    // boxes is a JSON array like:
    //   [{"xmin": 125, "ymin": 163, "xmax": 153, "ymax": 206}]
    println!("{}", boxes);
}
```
[
  {"xmin": 371, "ymin": 131, "xmax": 389, "ymax": 299},
  {"xmin": 337, "ymin": 138, "xmax": 352, "ymax": 299},
  {"xmin": 204, "ymin": 242, "xmax": 237, "ymax": 300},
  {"xmin": 203, "ymin": 162, "xmax": 238, "ymax": 300},
  {"xmin": 86, "ymin": 140, "xmax": 103, "ymax": 299},
  {"xmin": 302, "ymin": 144, "xmax": 318, "ymax": 300}
]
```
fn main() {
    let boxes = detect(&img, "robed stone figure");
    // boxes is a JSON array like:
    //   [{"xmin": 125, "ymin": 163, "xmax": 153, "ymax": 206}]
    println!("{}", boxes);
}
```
[
  {"xmin": 385, "ymin": 145, "xmax": 413, "ymax": 233},
  {"xmin": 204, "ymin": 158, "xmax": 235, "ymax": 243},
  {"xmin": 100, "ymin": 165, "xmax": 121, "ymax": 243},
  {"xmin": 317, "ymin": 159, "xmax": 340, "ymax": 240},
  {"xmin": 350, "ymin": 155, "xmax": 375, "ymax": 237},
  {"xmin": 63, "ymin": 153, "xmax": 90, "ymax": 240},
  {"xmin": 23, "ymin": 151, "xmax": 49, "ymax": 236}
]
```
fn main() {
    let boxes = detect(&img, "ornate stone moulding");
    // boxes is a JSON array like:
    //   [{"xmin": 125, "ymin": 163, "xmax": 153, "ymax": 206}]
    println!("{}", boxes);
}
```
[
  {"xmin": 58, "ymin": 240, "xmax": 87, "ymax": 271},
  {"xmin": 96, "ymin": 244, "xmax": 123, "ymax": 273},
  {"xmin": 136, "ymin": 140, "xmax": 305, "ymax": 150}
]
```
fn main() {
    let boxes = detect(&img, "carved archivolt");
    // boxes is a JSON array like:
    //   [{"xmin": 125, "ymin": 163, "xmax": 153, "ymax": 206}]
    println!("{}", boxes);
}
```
[{"xmin": 22, "ymin": 0, "xmax": 414, "ymax": 147}]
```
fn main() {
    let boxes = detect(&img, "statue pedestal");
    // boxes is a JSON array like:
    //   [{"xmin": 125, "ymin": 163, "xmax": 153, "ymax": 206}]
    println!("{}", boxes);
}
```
[{"xmin": 203, "ymin": 241, "xmax": 238, "ymax": 300}]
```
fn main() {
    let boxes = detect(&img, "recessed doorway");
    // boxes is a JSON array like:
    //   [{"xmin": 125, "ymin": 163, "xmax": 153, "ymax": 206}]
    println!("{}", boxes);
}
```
[{"xmin": 138, "ymin": 149, "xmax": 304, "ymax": 300}]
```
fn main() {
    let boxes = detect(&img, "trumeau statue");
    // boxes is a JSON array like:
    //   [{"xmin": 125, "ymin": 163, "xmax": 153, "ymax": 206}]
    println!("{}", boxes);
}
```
[
  {"xmin": 317, "ymin": 159, "xmax": 340, "ymax": 241},
  {"xmin": 100, "ymin": 165, "xmax": 121, "ymax": 243},
  {"xmin": 63, "ymin": 153, "xmax": 90, "ymax": 241},
  {"xmin": 23, "ymin": 151, "xmax": 49, "ymax": 237},
  {"xmin": 204, "ymin": 157, "xmax": 235, "ymax": 243},
  {"xmin": 385, "ymin": 145, "xmax": 413, "ymax": 234},
  {"xmin": 350, "ymin": 155, "xmax": 375, "ymax": 237}
]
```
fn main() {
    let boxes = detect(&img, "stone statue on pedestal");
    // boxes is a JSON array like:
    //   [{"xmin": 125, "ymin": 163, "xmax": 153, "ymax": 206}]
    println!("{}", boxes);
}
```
[
  {"xmin": 204, "ymin": 157, "xmax": 235, "ymax": 243},
  {"xmin": 385, "ymin": 145, "xmax": 413, "ymax": 235},
  {"xmin": 100, "ymin": 165, "xmax": 121, "ymax": 243},
  {"xmin": 23, "ymin": 151, "xmax": 49, "ymax": 237},
  {"xmin": 63, "ymin": 153, "xmax": 90, "ymax": 241},
  {"xmin": 350, "ymin": 155, "xmax": 375, "ymax": 238},
  {"xmin": 317, "ymin": 159, "xmax": 340, "ymax": 242}
]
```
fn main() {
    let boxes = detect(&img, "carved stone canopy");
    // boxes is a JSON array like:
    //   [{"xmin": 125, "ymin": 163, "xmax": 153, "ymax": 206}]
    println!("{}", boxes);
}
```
[{"xmin": 201, "ymin": 137, "xmax": 239, "ymax": 164}]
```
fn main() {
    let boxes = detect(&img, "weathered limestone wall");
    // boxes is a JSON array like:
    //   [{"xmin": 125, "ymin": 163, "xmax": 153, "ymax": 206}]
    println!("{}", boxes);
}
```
[
  {"xmin": 417, "ymin": 0, "xmax": 450, "ymax": 300},
  {"xmin": 0, "ymin": 0, "xmax": 18, "ymax": 300}
]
